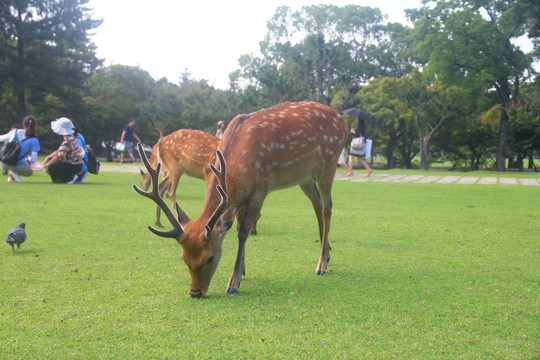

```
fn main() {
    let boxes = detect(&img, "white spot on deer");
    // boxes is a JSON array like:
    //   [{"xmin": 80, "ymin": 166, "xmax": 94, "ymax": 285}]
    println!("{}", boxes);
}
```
[{"xmin": 255, "ymin": 162, "xmax": 261, "ymax": 169}]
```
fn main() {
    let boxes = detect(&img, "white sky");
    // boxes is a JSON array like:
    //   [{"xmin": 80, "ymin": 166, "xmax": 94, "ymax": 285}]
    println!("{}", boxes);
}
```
[{"xmin": 87, "ymin": 0, "xmax": 424, "ymax": 89}]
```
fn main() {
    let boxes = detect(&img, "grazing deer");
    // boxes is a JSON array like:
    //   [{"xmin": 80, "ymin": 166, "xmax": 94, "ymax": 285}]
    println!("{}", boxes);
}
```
[{"xmin": 134, "ymin": 101, "xmax": 348, "ymax": 297}]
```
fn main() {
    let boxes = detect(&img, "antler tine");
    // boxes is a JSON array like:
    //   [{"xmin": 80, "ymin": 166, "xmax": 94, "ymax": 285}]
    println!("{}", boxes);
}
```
[
  {"xmin": 210, "ymin": 150, "xmax": 227, "ymax": 189},
  {"xmin": 132, "ymin": 142, "xmax": 185, "ymax": 239},
  {"xmin": 203, "ymin": 150, "xmax": 229, "ymax": 238}
]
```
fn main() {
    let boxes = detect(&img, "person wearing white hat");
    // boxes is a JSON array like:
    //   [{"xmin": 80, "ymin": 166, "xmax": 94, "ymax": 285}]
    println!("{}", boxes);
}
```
[{"xmin": 44, "ymin": 117, "xmax": 86, "ymax": 184}]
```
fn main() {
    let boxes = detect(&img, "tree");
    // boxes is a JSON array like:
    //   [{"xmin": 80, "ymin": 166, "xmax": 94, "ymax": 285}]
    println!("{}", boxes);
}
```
[
  {"xmin": 239, "ymin": 4, "xmax": 411, "ymax": 105},
  {"xmin": 82, "ymin": 65, "xmax": 156, "ymax": 158},
  {"xmin": 408, "ymin": 0, "xmax": 538, "ymax": 170},
  {"xmin": 350, "ymin": 77, "xmax": 418, "ymax": 169},
  {"xmin": 506, "ymin": 82, "xmax": 540, "ymax": 170},
  {"xmin": 0, "ymin": 0, "xmax": 102, "ymax": 120}
]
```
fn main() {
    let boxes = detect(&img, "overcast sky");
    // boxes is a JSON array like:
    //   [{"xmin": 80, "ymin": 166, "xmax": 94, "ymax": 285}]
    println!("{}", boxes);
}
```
[{"xmin": 87, "ymin": 0, "xmax": 426, "ymax": 89}]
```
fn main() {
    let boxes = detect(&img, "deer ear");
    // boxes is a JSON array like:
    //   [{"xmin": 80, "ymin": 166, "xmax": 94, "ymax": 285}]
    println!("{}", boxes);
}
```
[
  {"xmin": 199, "ymin": 206, "xmax": 236, "ymax": 242},
  {"xmin": 219, "ymin": 206, "xmax": 237, "ymax": 232}
]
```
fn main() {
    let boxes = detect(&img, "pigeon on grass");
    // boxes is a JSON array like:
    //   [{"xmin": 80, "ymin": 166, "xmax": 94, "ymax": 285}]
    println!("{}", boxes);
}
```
[{"xmin": 5, "ymin": 222, "xmax": 26, "ymax": 253}]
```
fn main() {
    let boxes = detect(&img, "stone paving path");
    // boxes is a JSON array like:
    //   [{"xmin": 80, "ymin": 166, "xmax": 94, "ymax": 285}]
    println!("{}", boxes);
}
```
[
  {"xmin": 101, "ymin": 164, "xmax": 540, "ymax": 186},
  {"xmin": 334, "ymin": 173, "xmax": 540, "ymax": 186}
]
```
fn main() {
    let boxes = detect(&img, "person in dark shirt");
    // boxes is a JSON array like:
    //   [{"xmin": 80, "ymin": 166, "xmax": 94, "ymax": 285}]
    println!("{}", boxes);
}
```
[{"xmin": 119, "ymin": 119, "xmax": 141, "ymax": 163}]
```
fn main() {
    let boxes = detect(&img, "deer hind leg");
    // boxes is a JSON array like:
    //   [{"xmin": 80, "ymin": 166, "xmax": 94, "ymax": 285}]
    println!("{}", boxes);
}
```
[
  {"xmin": 299, "ymin": 179, "xmax": 331, "ymax": 275},
  {"xmin": 250, "ymin": 212, "xmax": 261, "ymax": 235},
  {"xmin": 226, "ymin": 201, "xmax": 263, "ymax": 294},
  {"xmin": 239, "ymin": 212, "xmax": 261, "ymax": 235}
]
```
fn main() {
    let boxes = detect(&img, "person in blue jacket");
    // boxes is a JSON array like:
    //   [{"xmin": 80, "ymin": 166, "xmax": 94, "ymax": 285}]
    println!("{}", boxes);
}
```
[{"xmin": 73, "ymin": 121, "xmax": 89, "ymax": 183}]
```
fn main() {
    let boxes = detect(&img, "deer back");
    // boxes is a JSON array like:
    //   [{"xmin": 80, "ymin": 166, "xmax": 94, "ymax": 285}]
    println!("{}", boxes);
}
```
[
  {"xmin": 215, "ymin": 101, "xmax": 348, "ymax": 204},
  {"xmin": 158, "ymin": 129, "xmax": 218, "ymax": 180}
]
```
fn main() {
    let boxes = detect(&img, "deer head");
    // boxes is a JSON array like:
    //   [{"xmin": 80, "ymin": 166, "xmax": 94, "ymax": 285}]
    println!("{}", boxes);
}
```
[{"xmin": 133, "ymin": 143, "xmax": 234, "ymax": 298}]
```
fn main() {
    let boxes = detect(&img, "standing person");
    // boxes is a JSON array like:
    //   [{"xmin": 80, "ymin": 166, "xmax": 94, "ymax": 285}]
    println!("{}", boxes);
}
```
[
  {"xmin": 119, "ymin": 119, "xmax": 141, "ymax": 163},
  {"xmin": 0, "ymin": 116, "xmax": 41, "ymax": 183},
  {"xmin": 345, "ymin": 117, "xmax": 372, "ymax": 177},
  {"xmin": 44, "ymin": 117, "xmax": 85, "ymax": 184},
  {"xmin": 215, "ymin": 120, "xmax": 225, "ymax": 139}
]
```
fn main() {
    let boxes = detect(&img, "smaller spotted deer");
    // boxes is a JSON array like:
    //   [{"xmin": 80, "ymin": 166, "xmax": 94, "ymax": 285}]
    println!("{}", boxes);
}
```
[
  {"xmin": 140, "ymin": 129, "xmax": 219, "ymax": 228},
  {"xmin": 134, "ymin": 101, "xmax": 348, "ymax": 297}
]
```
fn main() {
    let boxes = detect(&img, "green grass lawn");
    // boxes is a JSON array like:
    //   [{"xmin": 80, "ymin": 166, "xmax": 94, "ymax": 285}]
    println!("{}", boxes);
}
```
[{"xmin": 0, "ymin": 169, "xmax": 538, "ymax": 359}]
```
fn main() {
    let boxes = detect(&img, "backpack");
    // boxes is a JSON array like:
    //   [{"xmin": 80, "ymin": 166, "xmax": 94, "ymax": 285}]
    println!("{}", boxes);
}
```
[
  {"xmin": 76, "ymin": 134, "xmax": 100, "ymax": 175},
  {"xmin": 85, "ymin": 146, "xmax": 100, "ymax": 175},
  {"xmin": 0, "ymin": 137, "xmax": 29, "ymax": 165}
]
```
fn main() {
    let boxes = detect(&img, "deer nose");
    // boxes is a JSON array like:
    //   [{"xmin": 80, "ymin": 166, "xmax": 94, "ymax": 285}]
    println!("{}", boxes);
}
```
[{"xmin": 189, "ymin": 289, "xmax": 202, "ymax": 298}]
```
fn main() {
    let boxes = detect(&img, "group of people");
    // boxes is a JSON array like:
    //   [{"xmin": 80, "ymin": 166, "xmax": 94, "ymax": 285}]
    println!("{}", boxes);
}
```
[
  {"xmin": 1, "ymin": 111, "xmax": 373, "ymax": 184},
  {"xmin": 0, "ymin": 116, "xmax": 90, "ymax": 184}
]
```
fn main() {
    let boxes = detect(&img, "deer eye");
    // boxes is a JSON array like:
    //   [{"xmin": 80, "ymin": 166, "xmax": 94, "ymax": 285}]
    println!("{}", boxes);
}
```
[{"xmin": 206, "ymin": 256, "xmax": 215, "ymax": 265}]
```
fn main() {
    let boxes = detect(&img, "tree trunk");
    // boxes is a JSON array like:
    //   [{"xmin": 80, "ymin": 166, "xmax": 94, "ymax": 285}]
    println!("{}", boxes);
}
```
[
  {"xmin": 386, "ymin": 133, "xmax": 397, "ymax": 169},
  {"xmin": 16, "ymin": 32, "xmax": 26, "ymax": 119},
  {"xmin": 516, "ymin": 153, "xmax": 524, "ymax": 172},
  {"xmin": 496, "ymin": 107, "xmax": 509, "ymax": 171},
  {"xmin": 419, "ymin": 136, "xmax": 430, "ymax": 170}
]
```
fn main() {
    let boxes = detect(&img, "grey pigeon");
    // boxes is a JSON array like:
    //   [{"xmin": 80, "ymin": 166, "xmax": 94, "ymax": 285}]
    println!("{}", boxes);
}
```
[{"xmin": 6, "ymin": 222, "xmax": 26, "ymax": 253}]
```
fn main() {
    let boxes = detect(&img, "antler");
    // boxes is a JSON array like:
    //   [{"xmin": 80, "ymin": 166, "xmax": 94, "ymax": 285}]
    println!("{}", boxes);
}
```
[
  {"xmin": 202, "ymin": 150, "xmax": 229, "ymax": 239},
  {"xmin": 132, "ymin": 143, "xmax": 185, "ymax": 239}
]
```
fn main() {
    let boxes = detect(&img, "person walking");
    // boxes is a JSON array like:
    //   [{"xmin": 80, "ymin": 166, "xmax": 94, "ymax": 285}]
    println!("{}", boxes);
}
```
[
  {"xmin": 341, "ymin": 108, "xmax": 373, "ymax": 177},
  {"xmin": 345, "ymin": 117, "xmax": 372, "ymax": 176},
  {"xmin": 119, "ymin": 119, "xmax": 141, "ymax": 163}
]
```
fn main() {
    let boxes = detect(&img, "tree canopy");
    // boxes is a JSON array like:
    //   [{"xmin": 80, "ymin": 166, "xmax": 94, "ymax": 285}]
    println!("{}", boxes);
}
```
[{"xmin": 0, "ymin": 1, "xmax": 538, "ymax": 170}]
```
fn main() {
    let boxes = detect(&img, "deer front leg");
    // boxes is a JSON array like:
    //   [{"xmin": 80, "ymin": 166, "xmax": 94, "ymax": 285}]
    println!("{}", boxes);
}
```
[
  {"xmin": 226, "ymin": 205, "xmax": 260, "ymax": 294},
  {"xmin": 314, "ymin": 177, "xmax": 334, "ymax": 275},
  {"xmin": 226, "ymin": 234, "xmax": 247, "ymax": 294}
]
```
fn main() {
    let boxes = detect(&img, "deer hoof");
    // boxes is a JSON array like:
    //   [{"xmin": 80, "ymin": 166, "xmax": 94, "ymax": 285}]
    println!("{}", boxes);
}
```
[
  {"xmin": 316, "ymin": 269, "xmax": 326, "ymax": 275},
  {"xmin": 226, "ymin": 287, "xmax": 239, "ymax": 294}
]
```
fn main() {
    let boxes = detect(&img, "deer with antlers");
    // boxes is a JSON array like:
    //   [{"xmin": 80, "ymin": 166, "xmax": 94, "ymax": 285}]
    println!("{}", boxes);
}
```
[{"xmin": 133, "ymin": 101, "xmax": 348, "ymax": 297}]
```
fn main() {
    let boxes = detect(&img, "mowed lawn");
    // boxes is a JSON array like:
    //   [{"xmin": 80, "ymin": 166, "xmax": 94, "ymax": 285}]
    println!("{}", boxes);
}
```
[{"xmin": 0, "ymin": 168, "xmax": 538, "ymax": 359}]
